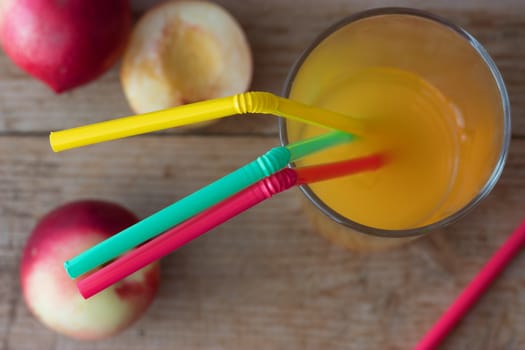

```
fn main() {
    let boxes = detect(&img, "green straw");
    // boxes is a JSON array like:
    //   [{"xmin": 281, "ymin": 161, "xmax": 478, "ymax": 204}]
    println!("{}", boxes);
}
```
[{"xmin": 64, "ymin": 130, "xmax": 354, "ymax": 278}]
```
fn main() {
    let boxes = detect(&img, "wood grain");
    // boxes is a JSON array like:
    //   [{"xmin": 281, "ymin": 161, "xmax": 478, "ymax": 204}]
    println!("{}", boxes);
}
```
[
  {"xmin": 0, "ymin": 1, "xmax": 523, "ymax": 136},
  {"xmin": 1, "ymin": 136, "xmax": 525, "ymax": 350},
  {"xmin": 1, "ymin": 1, "xmax": 525, "ymax": 349}
]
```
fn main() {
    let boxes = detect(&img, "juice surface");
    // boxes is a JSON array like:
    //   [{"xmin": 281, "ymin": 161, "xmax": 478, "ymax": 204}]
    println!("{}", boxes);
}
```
[{"xmin": 289, "ymin": 66, "xmax": 466, "ymax": 230}]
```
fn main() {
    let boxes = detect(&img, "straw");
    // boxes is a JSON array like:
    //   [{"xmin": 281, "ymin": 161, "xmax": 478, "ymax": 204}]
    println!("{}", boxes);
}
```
[
  {"xmin": 49, "ymin": 91, "xmax": 364, "ymax": 152},
  {"xmin": 414, "ymin": 219, "xmax": 525, "ymax": 350},
  {"xmin": 76, "ymin": 153, "xmax": 385, "ymax": 298},
  {"xmin": 64, "ymin": 131, "xmax": 354, "ymax": 279}
]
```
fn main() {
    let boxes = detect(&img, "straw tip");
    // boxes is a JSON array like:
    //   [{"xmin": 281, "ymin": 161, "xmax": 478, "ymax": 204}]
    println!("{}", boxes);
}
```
[
  {"xmin": 49, "ymin": 132, "xmax": 63, "ymax": 153},
  {"xmin": 376, "ymin": 152, "xmax": 390, "ymax": 168},
  {"xmin": 76, "ymin": 279, "xmax": 93, "ymax": 299},
  {"xmin": 63, "ymin": 260, "xmax": 78, "ymax": 279}
]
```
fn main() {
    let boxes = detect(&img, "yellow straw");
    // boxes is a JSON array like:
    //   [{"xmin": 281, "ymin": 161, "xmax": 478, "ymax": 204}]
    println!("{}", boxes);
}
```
[{"xmin": 49, "ymin": 91, "xmax": 365, "ymax": 152}]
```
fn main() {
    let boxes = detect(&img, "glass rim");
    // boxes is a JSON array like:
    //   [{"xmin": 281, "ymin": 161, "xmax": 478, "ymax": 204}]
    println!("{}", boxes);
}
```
[{"xmin": 278, "ymin": 7, "xmax": 511, "ymax": 238}]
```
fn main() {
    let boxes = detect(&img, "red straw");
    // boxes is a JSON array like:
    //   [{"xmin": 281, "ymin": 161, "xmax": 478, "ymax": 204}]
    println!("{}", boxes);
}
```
[
  {"xmin": 77, "ymin": 153, "xmax": 384, "ymax": 298},
  {"xmin": 414, "ymin": 219, "xmax": 525, "ymax": 350},
  {"xmin": 295, "ymin": 153, "xmax": 386, "ymax": 184},
  {"xmin": 77, "ymin": 168, "xmax": 298, "ymax": 298}
]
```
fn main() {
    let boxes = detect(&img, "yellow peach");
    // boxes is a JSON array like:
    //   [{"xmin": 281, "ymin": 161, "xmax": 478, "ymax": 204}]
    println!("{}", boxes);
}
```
[{"xmin": 121, "ymin": 0, "xmax": 252, "ymax": 127}]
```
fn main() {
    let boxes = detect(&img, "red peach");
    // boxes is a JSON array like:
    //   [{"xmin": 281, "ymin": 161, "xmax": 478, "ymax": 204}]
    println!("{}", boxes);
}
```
[
  {"xmin": 0, "ymin": 0, "xmax": 131, "ymax": 92},
  {"xmin": 20, "ymin": 200, "xmax": 160, "ymax": 340}
]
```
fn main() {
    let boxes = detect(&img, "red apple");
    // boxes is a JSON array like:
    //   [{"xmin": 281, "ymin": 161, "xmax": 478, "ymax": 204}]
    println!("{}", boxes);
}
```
[
  {"xmin": 0, "ymin": 0, "xmax": 131, "ymax": 93},
  {"xmin": 20, "ymin": 200, "xmax": 160, "ymax": 340}
]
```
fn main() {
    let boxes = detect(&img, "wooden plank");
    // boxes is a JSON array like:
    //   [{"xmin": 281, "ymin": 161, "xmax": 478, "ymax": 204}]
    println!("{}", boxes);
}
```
[
  {"xmin": 1, "ymin": 135, "xmax": 524, "ymax": 349},
  {"xmin": 1, "ymin": 1, "xmax": 524, "ymax": 349},
  {"xmin": 0, "ymin": 1, "xmax": 523, "ymax": 136}
]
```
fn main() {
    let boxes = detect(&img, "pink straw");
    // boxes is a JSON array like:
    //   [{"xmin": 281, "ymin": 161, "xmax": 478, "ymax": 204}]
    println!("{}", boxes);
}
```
[
  {"xmin": 77, "ymin": 154, "xmax": 385, "ymax": 298},
  {"xmin": 414, "ymin": 219, "xmax": 525, "ymax": 350},
  {"xmin": 77, "ymin": 168, "xmax": 297, "ymax": 298}
]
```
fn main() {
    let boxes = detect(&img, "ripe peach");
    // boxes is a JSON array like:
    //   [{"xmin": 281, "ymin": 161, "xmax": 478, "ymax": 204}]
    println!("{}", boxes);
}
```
[
  {"xmin": 0, "ymin": 0, "xmax": 131, "ymax": 92},
  {"xmin": 120, "ymin": 0, "xmax": 252, "ymax": 121},
  {"xmin": 20, "ymin": 200, "xmax": 160, "ymax": 340}
]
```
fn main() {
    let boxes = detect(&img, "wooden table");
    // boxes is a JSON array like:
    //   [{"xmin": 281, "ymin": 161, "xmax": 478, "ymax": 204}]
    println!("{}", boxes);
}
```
[{"xmin": 1, "ymin": 1, "xmax": 524, "ymax": 349}]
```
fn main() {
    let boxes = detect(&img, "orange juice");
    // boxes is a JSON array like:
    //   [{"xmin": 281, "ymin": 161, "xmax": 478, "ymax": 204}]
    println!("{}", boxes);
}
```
[
  {"xmin": 289, "ymin": 66, "xmax": 462, "ymax": 230},
  {"xmin": 281, "ymin": 9, "xmax": 509, "ymax": 249}
]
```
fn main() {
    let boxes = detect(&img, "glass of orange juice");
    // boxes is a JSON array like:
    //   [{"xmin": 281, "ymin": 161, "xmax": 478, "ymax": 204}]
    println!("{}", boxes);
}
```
[{"xmin": 279, "ymin": 8, "xmax": 510, "ymax": 251}]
